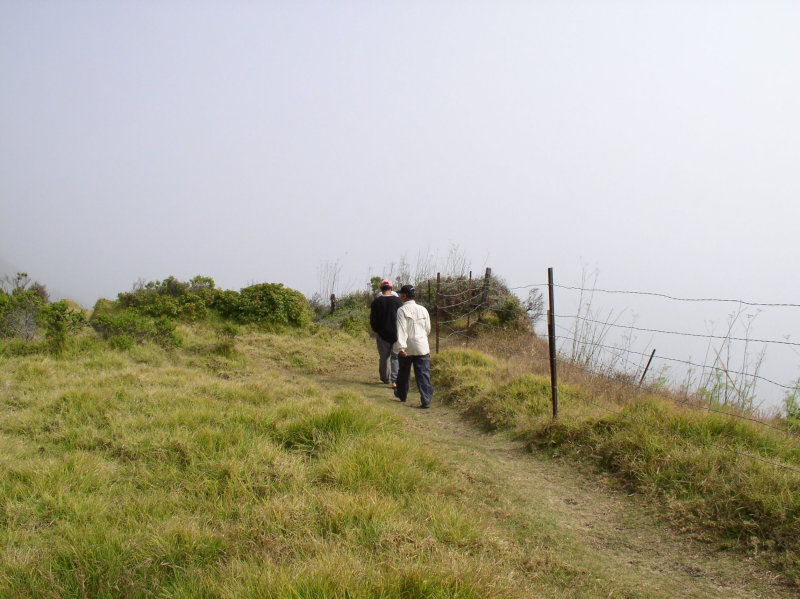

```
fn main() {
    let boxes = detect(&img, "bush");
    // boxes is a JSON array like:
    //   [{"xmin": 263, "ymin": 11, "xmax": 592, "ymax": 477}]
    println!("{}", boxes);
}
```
[
  {"xmin": 90, "ymin": 306, "xmax": 181, "ymax": 348},
  {"xmin": 0, "ymin": 288, "xmax": 46, "ymax": 340},
  {"xmin": 236, "ymin": 283, "xmax": 311, "ymax": 328},
  {"xmin": 39, "ymin": 300, "xmax": 86, "ymax": 353},
  {"xmin": 117, "ymin": 276, "xmax": 209, "ymax": 321},
  {"xmin": 315, "ymin": 291, "xmax": 371, "ymax": 338},
  {"xmin": 491, "ymin": 294, "xmax": 530, "ymax": 330}
]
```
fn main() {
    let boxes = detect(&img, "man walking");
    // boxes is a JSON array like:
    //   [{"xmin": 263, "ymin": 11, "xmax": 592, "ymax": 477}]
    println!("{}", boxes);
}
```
[
  {"xmin": 393, "ymin": 284, "xmax": 434, "ymax": 409},
  {"xmin": 369, "ymin": 279, "xmax": 403, "ymax": 387}
]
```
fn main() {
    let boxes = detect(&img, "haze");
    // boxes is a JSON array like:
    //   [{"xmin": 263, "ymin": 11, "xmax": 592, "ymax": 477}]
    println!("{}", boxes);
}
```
[{"xmin": 2, "ymin": 2, "xmax": 799, "ymax": 404}]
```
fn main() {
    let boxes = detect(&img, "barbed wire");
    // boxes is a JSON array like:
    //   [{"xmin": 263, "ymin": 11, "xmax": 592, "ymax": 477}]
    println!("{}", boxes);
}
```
[
  {"xmin": 551, "ymin": 333, "xmax": 796, "ymax": 391},
  {"xmin": 439, "ymin": 302, "xmax": 487, "ymax": 325},
  {"xmin": 555, "ymin": 313, "xmax": 800, "ymax": 348},
  {"xmin": 438, "ymin": 286, "xmax": 482, "ymax": 299},
  {"xmin": 438, "ymin": 293, "xmax": 480, "ymax": 311},
  {"xmin": 548, "ymin": 283, "xmax": 800, "ymax": 308}
]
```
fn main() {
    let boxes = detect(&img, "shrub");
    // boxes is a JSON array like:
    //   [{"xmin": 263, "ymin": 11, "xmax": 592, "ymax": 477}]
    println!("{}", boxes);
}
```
[
  {"xmin": 117, "ymin": 276, "xmax": 208, "ymax": 322},
  {"xmin": 210, "ymin": 289, "xmax": 242, "ymax": 320},
  {"xmin": 237, "ymin": 283, "xmax": 311, "ymax": 328},
  {"xmin": 0, "ymin": 288, "xmax": 46, "ymax": 340},
  {"xmin": 90, "ymin": 306, "xmax": 181, "ymax": 348},
  {"xmin": 315, "ymin": 291, "xmax": 371, "ymax": 337},
  {"xmin": 491, "ymin": 294, "xmax": 530, "ymax": 330},
  {"xmin": 39, "ymin": 300, "xmax": 86, "ymax": 353}
]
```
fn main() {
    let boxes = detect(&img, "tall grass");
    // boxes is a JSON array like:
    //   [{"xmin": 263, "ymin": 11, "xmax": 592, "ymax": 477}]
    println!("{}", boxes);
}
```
[
  {"xmin": 1, "ymin": 325, "xmax": 648, "ymax": 598},
  {"xmin": 432, "ymin": 347, "xmax": 800, "ymax": 582}
]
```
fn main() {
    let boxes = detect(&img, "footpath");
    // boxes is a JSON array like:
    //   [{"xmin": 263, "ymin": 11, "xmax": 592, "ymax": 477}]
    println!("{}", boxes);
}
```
[{"xmin": 323, "ymin": 362, "xmax": 797, "ymax": 599}]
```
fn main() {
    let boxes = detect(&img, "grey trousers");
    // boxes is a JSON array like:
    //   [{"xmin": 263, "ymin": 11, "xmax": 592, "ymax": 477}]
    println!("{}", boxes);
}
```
[
  {"xmin": 376, "ymin": 336, "xmax": 399, "ymax": 383},
  {"xmin": 394, "ymin": 354, "xmax": 433, "ymax": 407}
]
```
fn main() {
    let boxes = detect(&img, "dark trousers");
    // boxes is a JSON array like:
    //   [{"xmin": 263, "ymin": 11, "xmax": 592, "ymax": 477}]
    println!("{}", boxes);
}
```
[{"xmin": 395, "ymin": 354, "xmax": 433, "ymax": 407}]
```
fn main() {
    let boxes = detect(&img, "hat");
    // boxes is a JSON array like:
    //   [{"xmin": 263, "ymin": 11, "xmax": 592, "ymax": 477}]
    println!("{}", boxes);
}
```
[
  {"xmin": 380, "ymin": 279, "xmax": 393, "ymax": 288},
  {"xmin": 399, "ymin": 284, "xmax": 415, "ymax": 297}
]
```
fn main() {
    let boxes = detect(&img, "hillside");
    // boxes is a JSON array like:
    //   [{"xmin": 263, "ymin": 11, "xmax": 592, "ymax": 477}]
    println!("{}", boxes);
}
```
[{"xmin": 1, "ymin": 322, "xmax": 796, "ymax": 598}]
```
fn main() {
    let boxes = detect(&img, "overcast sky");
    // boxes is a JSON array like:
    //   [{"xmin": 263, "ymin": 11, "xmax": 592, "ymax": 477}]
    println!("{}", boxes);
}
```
[{"xmin": 2, "ymin": 2, "xmax": 798, "ymax": 404}]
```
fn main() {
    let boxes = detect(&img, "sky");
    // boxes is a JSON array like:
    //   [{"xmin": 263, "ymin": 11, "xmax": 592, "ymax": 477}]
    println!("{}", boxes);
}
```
[{"xmin": 2, "ymin": 1, "xmax": 799, "ymax": 405}]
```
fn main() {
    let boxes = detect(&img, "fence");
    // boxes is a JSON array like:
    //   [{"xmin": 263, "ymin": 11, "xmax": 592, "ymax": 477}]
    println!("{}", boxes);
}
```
[{"xmin": 432, "ymin": 267, "xmax": 800, "ymax": 475}]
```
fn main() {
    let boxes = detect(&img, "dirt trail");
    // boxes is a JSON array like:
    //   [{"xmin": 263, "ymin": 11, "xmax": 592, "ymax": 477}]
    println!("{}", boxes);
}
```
[{"xmin": 325, "ymin": 366, "xmax": 797, "ymax": 599}]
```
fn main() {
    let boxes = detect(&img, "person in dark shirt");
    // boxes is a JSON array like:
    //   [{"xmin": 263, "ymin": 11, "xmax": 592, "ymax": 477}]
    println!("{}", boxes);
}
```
[{"xmin": 369, "ymin": 279, "xmax": 403, "ymax": 387}]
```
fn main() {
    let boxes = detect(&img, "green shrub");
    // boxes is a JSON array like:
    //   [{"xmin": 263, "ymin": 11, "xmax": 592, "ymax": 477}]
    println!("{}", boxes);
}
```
[
  {"xmin": 316, "ymin": 291, "xmax": 371, "ymax": 337},
  {"xmin": 91, "ymin": 308, "xmax": 181, "ymax": 348},
  {"xmin": 237, "ymin": 283, "xmax": 311, "ymax": 327},
  {"xmin": 210, "ymin": 289, "xmax": 242, "ymax": 319},
  {"xmin": 39, "ymin": 300, "xmax": 86, "ymax": 353},
  {"xmin": 0, "ymin": 288, "xmax": 46, "ymax": 340},
  {"xmin": 491, "ymin": 293, "xmax": 530, "ymax": 330},
  {"xmin": 117, "ymin": 275, "xmax": 209, "ymax": 321}
]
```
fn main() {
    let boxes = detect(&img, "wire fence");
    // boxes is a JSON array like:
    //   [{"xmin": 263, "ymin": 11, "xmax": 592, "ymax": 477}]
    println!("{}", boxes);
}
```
[{"xmin": 431, "ymin": 268, "xmax": 800, "ymax": 474}]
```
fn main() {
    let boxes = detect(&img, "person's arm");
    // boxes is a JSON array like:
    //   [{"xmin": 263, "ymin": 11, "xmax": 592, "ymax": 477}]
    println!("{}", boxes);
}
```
[
  {"xmin": 423, "ymin": 306, "xmax": 431, "ymax": 335},
  {"xmin": 369, "ymin": 300, "xmax": 379, "ymax": 333},
  {"xmin": 394, "ymin": 308, "xmax": 408, "ymax": 355}
]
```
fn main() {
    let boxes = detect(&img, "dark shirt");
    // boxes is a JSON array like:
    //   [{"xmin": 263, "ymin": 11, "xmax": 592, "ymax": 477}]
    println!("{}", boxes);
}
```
[{"xmin": 370, "ymin": 294, "xmax": 403, "ymax": 343}]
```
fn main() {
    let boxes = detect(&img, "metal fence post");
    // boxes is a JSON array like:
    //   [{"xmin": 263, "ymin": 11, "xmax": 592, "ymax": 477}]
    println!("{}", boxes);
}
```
[
  {"xmin": 465, "ymin": 270, "xmax": 473, "ymax": 346},
  {"xmin": 435, "ymin": 272, "xmax": 441, "ymax": 354},
  {"xmin": 547, "ymin": 267, "xmax": 559, "ymax": 419},
  {"xmin": 477, "ymin": 267, "xmax": 491, "ymax": 323},
  {"xmin": 638, "ymin": 349, "xmax": 657, "ymax": 387}
]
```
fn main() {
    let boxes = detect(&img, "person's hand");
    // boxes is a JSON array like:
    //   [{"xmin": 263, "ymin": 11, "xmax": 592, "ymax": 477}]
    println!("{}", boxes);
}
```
[{"xmin": 399, "ymin": 350, "xmax": 408, "ymax": 358}]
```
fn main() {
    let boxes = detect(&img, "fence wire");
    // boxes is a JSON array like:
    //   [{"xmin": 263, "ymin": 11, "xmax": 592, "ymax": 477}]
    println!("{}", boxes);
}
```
[{"xmin": 555, "ymin": 313, "xmax": 800, "ymax": 348}]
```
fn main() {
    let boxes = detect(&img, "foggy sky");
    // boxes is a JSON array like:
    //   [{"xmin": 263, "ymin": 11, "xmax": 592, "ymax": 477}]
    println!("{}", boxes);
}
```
[{"xmin": 2, "ymin": 2, "xmax": 799, "ymax": 404}]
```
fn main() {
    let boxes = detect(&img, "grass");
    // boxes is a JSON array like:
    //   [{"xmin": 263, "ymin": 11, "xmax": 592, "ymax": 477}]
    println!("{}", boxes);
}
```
[
  {"xmin": 432, "ymin": 346, "xmax": 800, "ymax": 583},
  {"xmin": 0, "ymin": 325, "xmax": 652, "ymax": 598},
  {"xmin": 1, "ymin": 321, "xmax": 797, "ymax": 597}
]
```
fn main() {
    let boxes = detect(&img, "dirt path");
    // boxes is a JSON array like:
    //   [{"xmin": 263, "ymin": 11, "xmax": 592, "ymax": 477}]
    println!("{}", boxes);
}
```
[{"xmin": 325, "ymin": 366, "xmax": 797, "ymax": 599}]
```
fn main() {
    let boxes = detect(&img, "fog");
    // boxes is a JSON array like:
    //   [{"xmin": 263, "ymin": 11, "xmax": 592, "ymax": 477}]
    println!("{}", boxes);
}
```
[{"xmin": 2, "ymin": 1, "xmax": 798, "ymax": 407}]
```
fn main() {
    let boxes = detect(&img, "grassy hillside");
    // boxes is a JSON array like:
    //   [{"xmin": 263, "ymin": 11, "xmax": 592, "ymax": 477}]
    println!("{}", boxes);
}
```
[
  {"xmin": 432, "ymin": 345, "xmax": 800, "ymax": 583},
  {"xmin": 2, "ymin": 295, "xmax": 798, "ymax": 597},
  {"xmin": 0, "ymin": 324, "xmax": 696, "ymax": 599}
]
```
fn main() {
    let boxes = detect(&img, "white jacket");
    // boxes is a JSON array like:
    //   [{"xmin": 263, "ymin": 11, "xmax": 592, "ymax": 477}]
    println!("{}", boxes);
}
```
[{"xmin": 393, "ymin": 300, "xmax": 431, "ymax": 356}]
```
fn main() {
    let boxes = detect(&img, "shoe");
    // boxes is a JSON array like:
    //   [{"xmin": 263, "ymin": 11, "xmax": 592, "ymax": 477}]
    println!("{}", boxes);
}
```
[
  {"xmin": 415, "ymin": 404, "xmax": 430, "ymax": 409},
  {"xmin": 390, "ymin": 383, "xmax": 397, "ymax": 389}
]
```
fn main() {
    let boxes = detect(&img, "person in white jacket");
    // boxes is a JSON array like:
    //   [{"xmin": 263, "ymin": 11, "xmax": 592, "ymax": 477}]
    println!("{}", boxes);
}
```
[{"xmin": 393, "ymin": 284, "xmax": 433, "ymax": 408}]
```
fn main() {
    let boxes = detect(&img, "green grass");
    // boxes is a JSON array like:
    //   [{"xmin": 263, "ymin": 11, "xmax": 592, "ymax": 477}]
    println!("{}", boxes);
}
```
[
  {"xmin": 2, "ymin": 324, "xmax": 796, "ymax": 597},
  {"xmin": 432, "ymin": 348, "xmax": 800, "ymax": 582},
  {"xmin": 0, "ymin": 328, "xmax": 605, "ymax": 598}
]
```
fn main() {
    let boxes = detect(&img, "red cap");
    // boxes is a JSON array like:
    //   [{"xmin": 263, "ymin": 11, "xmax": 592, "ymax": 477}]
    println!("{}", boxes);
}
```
[{"xmin": 380, "ymin": 279, "xmax": 393, "ymax": 288}]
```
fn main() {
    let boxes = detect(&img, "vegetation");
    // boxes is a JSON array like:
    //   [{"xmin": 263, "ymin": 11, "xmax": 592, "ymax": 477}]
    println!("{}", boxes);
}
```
[
  {"xmin": 432, "ymin": 347, "xmax": 800, "ymax": 582},
  {"xmin": 2, "ymin": 267, "xmax": 797, "ymax": 595},
  {"xmin": 0, "ymin": 323, "xmax": 664, "ymax": 599}
]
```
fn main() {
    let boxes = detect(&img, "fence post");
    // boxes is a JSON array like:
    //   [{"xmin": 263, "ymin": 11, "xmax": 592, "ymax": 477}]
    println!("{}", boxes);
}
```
[
  {"xmin": 465, "ymin": 270, "xmax": 473, "ymax": 346},
  {"xmin": 638, "ymin": 349, "xmax": 656, "ymax": 387},
  {"xmin": 435, "ymin": 272, "xmax": 441, "ymax": 354},
  {"xmin": 330, "ymin": 293, "xmax": 337, "ymax": 314},
  {"xmin": 477, "ymin": 267, "xmax": 492, "ymax": 323},
  {"xmin": 547, "ymin": 267, "xmax": 559, "ymax": 419}
]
